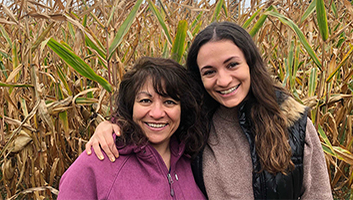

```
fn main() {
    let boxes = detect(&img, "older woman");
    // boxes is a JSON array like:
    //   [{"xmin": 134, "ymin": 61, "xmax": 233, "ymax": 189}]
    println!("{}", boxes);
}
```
[{"xmin": 58, "ymin": 57, "xmax": 206, "ymax": 199}]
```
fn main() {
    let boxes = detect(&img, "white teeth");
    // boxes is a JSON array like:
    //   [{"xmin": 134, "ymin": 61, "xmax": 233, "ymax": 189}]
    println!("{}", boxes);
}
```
[
  {"xmin": 147, "ymin": 123, "xmax": 167, "ymax": 128},
  {"xmin": 220, "ymin": 85, "xmax": 239, "ymax": 94}
]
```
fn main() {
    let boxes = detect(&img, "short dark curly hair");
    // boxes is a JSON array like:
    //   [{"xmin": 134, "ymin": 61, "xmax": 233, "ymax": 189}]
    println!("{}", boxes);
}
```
[{"xmin": 112, "ymin": 57, "xmax": 206, "ymax": 157}]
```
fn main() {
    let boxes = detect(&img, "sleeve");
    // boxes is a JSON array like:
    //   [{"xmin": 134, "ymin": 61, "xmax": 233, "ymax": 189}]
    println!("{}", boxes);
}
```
[
  {"xmin": 57, "ymin": 151, "xmax": 99, "ymax": 200},
  {"xmin": 301, "ymin": 118, "xmax": 333, "ymax": 199}
]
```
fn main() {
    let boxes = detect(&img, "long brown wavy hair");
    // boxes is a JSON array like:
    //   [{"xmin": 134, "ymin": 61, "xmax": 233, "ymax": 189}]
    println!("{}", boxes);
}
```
[
  {"xmin": 112, "ymin": 57, "xmax": 206, "ymax": 158},
  {"xmin": 186, "ymin": 22, "xmax": 294, "ymax": 174}
]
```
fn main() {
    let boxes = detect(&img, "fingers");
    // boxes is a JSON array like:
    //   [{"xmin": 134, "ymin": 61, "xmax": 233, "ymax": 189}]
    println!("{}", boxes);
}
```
[
  {"xmin": 85, "ymin": 120, "xmax": 120, "ymax": 162},
  {"xmin": 113, "ymin": 124, "xmax": 121, "ymax": 136},
  {"xmin": 92, "ymin": 141, "xmax": 105, "ymax": 160},
  {"xmin": 111, "ymin": 147, "xmax": 120, "ymax": 159},
  {"xmin": 101, "ymin": 136, "xmax": 117, "ymax": 162},
  {"xmin": 85, "ymin": 141, "xmax": 93, "ymax": 155},
  {"xmin": 112, "ymin": 124, "xmax": 121, "ymax": 158}
]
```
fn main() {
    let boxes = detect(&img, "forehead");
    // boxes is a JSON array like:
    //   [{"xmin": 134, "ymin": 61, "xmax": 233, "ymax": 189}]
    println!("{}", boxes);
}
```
[
  {"xmin": 135, "ymin": 77, "xmax": 166, "ymax": 95},
  {"xmin": 197, "ymin": 40, "xmax": 245, "ymax": 66},
  {"xmin": 136, "ymin": 78, "xmax": 154, "ymax": 92}
]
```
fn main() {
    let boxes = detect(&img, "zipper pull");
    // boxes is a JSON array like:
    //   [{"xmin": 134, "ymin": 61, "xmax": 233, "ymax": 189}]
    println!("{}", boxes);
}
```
[
  {"xmin": 167, "ymin": 173, "xmax": 173, "ymax": 184},
  {"xmin": 170, "ymin": 188, "xmax": 174, "ymax": 197},
  {"xmin": 167, "ymin": 173, "xmax": 174, "ymax": 197},
  {"xmin": 174, "ymin": 173, "xmax": 178, "ymax": 181}
]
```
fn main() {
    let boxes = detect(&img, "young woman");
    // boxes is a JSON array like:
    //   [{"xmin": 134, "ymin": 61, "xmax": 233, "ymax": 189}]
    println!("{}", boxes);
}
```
[
  {"xmin": 85, "ymin": 22, "xmax": 332, "ymax": 199},
  {"xmin": 58, "ymin": 57, "xmax": 206, "ymax": 199}
]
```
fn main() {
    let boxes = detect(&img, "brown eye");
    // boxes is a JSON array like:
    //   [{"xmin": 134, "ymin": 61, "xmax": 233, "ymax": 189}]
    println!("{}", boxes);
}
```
[
  {"xmin": 202, "ymin": 70, "xmax": 215, "ymax": 76},
  {"xmin": 165, "ymin": 100, "xmax": 177, "ymax": 105},
  {"xmin": 229, "ymin": 62, "xmax": 239, "ymax": 68},
  {"xmin": 139, "ymin": 99, "xmax": 151, "ymax": 103}
]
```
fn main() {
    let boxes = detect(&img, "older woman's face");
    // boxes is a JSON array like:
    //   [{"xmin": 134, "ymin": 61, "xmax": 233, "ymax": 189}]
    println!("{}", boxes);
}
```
[
  {"xmin": 133, "ymin": 79, "xmax": 181, "ymax": 149},
  {"xmin": 196, "ymin": 40, "xmax": 251, "ymax": 108}
]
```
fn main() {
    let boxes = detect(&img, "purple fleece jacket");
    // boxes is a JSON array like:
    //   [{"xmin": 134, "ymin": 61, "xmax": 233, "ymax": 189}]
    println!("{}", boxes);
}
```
[{"xmin": 58, "ymin": 137, "xmax": 205, "ymax": 200}]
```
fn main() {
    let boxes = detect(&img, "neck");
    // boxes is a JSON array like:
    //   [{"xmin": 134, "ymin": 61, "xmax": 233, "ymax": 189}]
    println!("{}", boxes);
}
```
[{"xmin": 151, "ymin": 142, "xmax": 171, "ymax": 169}]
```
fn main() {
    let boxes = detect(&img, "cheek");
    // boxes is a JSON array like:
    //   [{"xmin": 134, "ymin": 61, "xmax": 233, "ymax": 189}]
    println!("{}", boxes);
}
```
[
  {"xmin": 171, "ymin": 108, "xmax": 181, "ymax": 124},
  {"xmin": 245, "ymin": 71, "xmax": 251, "ymax": 88},
  {"xmin": 132, "ymin": 104, "xmax": 143, "ymax": 121},
  {"xmin": 201, "ymin": 78, "xmax": 212, "ymax": 90},
  {"xmin": 132, "ymin": 105, "xmax": 137, "ymax": 119}
]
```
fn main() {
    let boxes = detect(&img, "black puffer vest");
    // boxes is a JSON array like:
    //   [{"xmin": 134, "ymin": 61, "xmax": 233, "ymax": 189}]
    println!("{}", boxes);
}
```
[{"xmin": 191, "ymin": 91, "xmax": 308, "ymax": 199}]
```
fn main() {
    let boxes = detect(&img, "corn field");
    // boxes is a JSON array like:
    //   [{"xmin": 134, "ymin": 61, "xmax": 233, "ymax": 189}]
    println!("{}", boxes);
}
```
[{"xmin": 0, "ymin": 0, "xmax": 352, "ymax": 199}]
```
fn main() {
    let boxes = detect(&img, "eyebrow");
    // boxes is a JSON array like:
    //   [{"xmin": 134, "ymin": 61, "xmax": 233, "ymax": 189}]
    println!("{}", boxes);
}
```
[
  {"xmin": 136, "ymin": 91, "xmax": 152, "ymax": 98},
  {"xmin": 223, "ymin": 56, "xmax": 236, "ymax": 64},
  {"xmin": 200, "ymin": 56, "xmax": 239, "ymax": 71}
]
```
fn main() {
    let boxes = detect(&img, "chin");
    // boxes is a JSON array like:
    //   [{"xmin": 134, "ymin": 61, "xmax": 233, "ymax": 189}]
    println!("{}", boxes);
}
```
[{"xmin": 222, "ymin": 100, "xmax": 242, "ymax": 108}]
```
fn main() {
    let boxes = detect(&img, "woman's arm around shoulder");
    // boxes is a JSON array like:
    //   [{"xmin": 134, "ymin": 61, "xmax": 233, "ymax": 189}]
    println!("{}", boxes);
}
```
[
  {"xmin": 301, "ymin": 117, "xmax": 333, "ymax": 199},
  {"xmin": 85, "ymin": 120, "xmax": 121, "ymax": 162}
]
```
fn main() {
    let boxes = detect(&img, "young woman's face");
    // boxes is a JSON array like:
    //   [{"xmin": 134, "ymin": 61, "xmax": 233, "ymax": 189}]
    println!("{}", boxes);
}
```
[
  {"xmin": 133, "ymin": 79, "xmax": 181, "ymax": 149},
  {"xmin": 197, "ymin": 40, "xmax": 251, "ymax": 108}
]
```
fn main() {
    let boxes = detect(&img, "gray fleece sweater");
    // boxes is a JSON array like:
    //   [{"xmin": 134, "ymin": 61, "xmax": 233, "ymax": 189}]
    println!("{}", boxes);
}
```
[{"xmin": 203, "ymin": 105, "xmax": 333, "ymax": 200}]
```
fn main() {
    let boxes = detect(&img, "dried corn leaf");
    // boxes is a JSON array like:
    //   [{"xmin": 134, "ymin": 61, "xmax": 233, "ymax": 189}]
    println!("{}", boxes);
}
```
[
  {"xmin": 333, "ymin": 146, "xmax": 353, "ymax": 165},
  {"xmin": 25, "ymin": 11, "xmax": 50, "ymax": 19},
  {"xmin": 2, "ymin": 157, "xmax": 16, "ymax": 180},
  {"xmin": 6, "ymin": 64, "xmax": 22, "ymax": 83},
  {"xmin": 8, "ymin": 186, "xmax": 59, "ymax": 200},
  {"xmin": 9, "ymin": 130, "xmax": 32, "ymax": 153},
  {"xmin": 38, "ymin": 100, "xmax": 55, "ymax": 133},
  {"xmin": 0, "ymin": 4, "xmax": 21, "ymax": 26},
  {"xmin": 0, "ymin": 18, "xmax": 17, "ymax": 25}
]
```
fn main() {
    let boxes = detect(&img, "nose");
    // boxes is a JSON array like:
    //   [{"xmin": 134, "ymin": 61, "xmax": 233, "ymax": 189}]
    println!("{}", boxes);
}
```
[
  {"xmin": 149, "ymin": 101, "xmax": 165, "ymax": 119},
  {"xmin": 216, "ymin": 69, "xmax": 232, "ymax": 87}
]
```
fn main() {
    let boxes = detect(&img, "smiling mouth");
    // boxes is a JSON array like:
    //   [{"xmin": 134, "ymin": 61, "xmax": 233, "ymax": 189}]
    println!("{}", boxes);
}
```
[
  {"xmin": 219, "ymin": 84, "xmax": 240, "ymax": 95},
  {"xmin": 146, "ymin": 123, "xmax": 167, "ymax": 128}
]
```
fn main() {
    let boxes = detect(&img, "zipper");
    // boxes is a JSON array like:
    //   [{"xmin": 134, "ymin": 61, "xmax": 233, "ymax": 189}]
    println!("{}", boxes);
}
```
[{"xmin": 167, "ymin": 173, "xmax": 174, "ymax": 197}]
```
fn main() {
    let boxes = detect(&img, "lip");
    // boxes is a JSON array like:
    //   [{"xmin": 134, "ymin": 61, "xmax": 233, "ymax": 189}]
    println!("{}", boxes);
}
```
[{"xmin": 217, "ymin": 84, "xmax": 240, "ymax": 96}]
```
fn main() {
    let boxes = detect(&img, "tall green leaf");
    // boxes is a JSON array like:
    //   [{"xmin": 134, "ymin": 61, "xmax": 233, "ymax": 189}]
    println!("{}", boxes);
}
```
[
  {"xmin": 300, "ymin": 0, "xmax": 316, "ymax": 24},
  {"xmin": 162, "ymin": 41, "xmax": 169, "ymax": 58},
  {"xmin": 316, "ymin": 0, "xmax": 329, "ymax": 41},
  {"xmin": 106, "ymin": 2, "xmax": 118, "ymax": 27},
  {"xmin": 108, "ymin": 0, "xmax": 143, "ymax": 60},
  {"xmin": 326, "ymin": 45, "xmax": 353, "ymax": 83},
  {"xmin": 0, "ymin": 59, "xmax": 8, "ymax": 79},
  {"xmin": 222, "ymin": 2, "xmax": 228, "ymax": 18},
  {"xmin": 211, "ymin": 0, "xmax": 224, "ymax": 22},
  {"xmin": 0, "ymin": 82, "xmax": 33, "ymax": 88},
  {"xmin": 47, "ymin": 38, "xmax": 112, "ymax": 93},
  {"xmin": 243, "ymin": 7, "xmax": 262, "ymax": 29},
  {"xmin": 56, "ymin": 66, "xmax": 72, "ymax": 96},
  {"xmin": 68, "ymin": 22, "xmax": 75, "ymax": 41},
  {"xmin": 318, "ymin": 125, "xmax": 336, "ymax": 156},
  {"xmin": 292, "ymin": 44, "xmax": 301, "ymax": 90},
  {"xmin": 288, "ymin": 41, "xmax": 294, "ymax": 89},
  {"xmin": 331, "ymin": 1, "xmax": 338, "ymax": 18},
  {"xmin": 171, "ymin": 20, "xmax": 188, "ymax": 63},
  {"xmin": 249, "ymin": 6, "xmax": 275, "ymax": 37},
  {"xmin": 308, "ymin": 67, "xmax": 318, "ymax": 97},
  {"xmin": 0, "ymin": 24, "xmax": 12, "ymax": 47},
  {"xmin": 147, "ymin": 0, "xmax": 173, "ymax": 46},
  {"xmin": 266, "ymin": 11, "xmax": 322, "ymax": 70},
  {"xmin": 12, "ymin": 40, "xmax": 19, "ymax": 83},
  {"xmin": 85, "ymin": 35, "xmax": 106, "ymax": 60},
  {"xmin": 31, "ymin": 22, "xmax": 54, "ymax": 52},
  {"xmin": 192, "ymin": 20, "xmax": 202, "ymax": 37},
  {"xmin": 191, "ymin": 11, "xmax": 203, "ymax": 29},
  {"xmin": 348, "ymin": 80, "xmax": 353, "ymax": 93}
]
